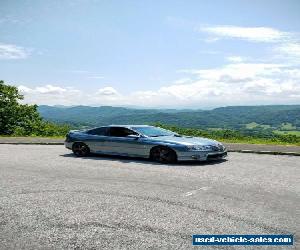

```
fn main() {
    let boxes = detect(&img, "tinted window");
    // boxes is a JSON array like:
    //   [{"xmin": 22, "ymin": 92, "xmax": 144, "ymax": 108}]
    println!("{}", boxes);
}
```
[
  {"xmin": 87, "ymin": 127, "xmax": 108, "ymax": 136},
  {"xmin": 109, "ymin": 127, "xmax": 138, "ymax": 137}
]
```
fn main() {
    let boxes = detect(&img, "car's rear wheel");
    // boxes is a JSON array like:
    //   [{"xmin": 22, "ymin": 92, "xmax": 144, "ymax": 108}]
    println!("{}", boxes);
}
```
[
  {"xmin": 72, "ymin": 142, "xmax": 90, "ymax": 157},
  {"xmin": 150, "ymin": 146, "xmax": 177, "ymax": 164}
]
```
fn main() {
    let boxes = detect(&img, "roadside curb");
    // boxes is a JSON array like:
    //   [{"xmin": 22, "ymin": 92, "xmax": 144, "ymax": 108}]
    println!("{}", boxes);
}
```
[
  {"xmin": 1, "ymin": 142, "xmax": 300, "ymax": 156},
  {"xmin": 228, "ymin": 149, "xmax": 300, "ymax": 156},
  {"xmin": 0, "ymin": 142, "xmax": 64, "ymax": 145}
]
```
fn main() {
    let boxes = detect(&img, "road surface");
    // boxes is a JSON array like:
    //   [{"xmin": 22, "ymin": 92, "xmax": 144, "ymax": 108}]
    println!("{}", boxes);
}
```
[{"xmin": 0, "ymin": 145, "xmax": 299, "ymax": 249}]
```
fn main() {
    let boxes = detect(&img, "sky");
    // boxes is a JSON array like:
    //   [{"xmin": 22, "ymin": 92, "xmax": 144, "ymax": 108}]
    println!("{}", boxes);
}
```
[{"xmin": 1, "ymin": 0, "xmax": 300, "ymax": 108}]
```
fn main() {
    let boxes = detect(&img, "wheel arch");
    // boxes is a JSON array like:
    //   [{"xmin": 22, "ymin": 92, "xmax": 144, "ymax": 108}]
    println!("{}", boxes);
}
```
[
  {"xmin": 149, "ymin": 145, "xmax": 178, "ymax": 160},
  {"xmin": 72, "ymin": 141, "xmax": 91, "ymax": 157}
]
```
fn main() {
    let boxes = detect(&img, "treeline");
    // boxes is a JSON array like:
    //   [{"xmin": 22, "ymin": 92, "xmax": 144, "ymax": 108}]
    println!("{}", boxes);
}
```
[{"xmin": 0, "ymin": 81, "xmax": 70, "ymax": 137}]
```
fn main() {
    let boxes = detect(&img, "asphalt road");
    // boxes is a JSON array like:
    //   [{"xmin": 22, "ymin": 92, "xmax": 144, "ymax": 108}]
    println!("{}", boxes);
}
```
[{"xmin": 0, "ymin": 145, "xmax": 299, "ymax": 249}]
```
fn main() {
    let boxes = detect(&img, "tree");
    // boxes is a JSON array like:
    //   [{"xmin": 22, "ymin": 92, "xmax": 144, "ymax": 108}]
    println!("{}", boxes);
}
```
[{"xmin": 0, "ymin": 80, "xmax": 42, "ymax": 135}]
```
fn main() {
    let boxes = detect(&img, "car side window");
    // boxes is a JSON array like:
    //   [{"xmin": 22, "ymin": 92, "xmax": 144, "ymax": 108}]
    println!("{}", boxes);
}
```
[
  {"xmin": 87, "ymin": 127, "xmax": 108, "ymax": 136},
  {"xmin": 109, "ymin": 127, "xmax": 138, "ymax": 137}
]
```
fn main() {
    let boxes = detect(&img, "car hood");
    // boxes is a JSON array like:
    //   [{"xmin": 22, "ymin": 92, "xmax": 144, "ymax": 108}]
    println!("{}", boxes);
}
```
[{"xmin": 147, "ymin": 135, "xmax": 220, "ymax": 146}]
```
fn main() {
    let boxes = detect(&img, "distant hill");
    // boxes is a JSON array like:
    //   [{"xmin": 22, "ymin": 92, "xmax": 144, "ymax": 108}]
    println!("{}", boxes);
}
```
[{"xmin": 38, "ymin": 105, "xmax": 300, "ymax": 130}]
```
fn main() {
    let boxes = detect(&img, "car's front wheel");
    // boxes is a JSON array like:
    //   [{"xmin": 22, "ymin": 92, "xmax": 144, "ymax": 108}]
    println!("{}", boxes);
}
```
[
  {"xmin": 150, "ymin": 146, "xmax": 177, "ymax": 164},
  {"xmin": 72, "ymin": 142, "xmax": 90, "ymax": 157}
]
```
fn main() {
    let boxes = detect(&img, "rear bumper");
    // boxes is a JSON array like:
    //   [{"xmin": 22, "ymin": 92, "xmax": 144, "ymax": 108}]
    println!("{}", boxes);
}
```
[
  {"xmin": 64, "ymin": 141, "xmax": 73, "ymax": 150},
  {"xmin": 177, "ymin": 150, "xmax": 227, "ymax": 161}
]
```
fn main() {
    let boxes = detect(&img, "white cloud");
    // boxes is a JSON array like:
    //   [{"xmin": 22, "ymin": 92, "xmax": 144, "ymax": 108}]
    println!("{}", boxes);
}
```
[
  {"xmin": 0, "ymin": 43, "xmax": 29, "ymax": 59},
  {"xmin": 18, "ymin": 61, "xmax": 300, "ymax": 107},
  {"xmin": 199, "ymin": 25, "xmax": 288, "ymax": 42},
  {"xmin": 131, "ymin": 64, "xmax": 300, "ymax": 106},
  {"xmin": 185, "ymin": 63, "xmax": 284, "ymax": 81},
  {"xmin": 96, "ymin": 87, "xmax": 119, "ymax": 96},
  {"xmin": 136, "ymin": 62, "xmax": 300, "ymax": 106},
  {"xmin": 19, "ymin": 84, "xmax": 69, "ymax": 95},
  {"xmin": 276, "ymin": 42, "xmax": 300, "ymax": 57},
  {"xmin": 227, "ymin": 56, "xmax": 245, "ymax": 63},
  {"xmin": 18, "ymin": 85, "xmax": 82, "ymax": 105}
]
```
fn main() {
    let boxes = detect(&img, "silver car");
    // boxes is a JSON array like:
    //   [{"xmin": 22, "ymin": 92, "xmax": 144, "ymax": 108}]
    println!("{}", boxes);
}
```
[{"xmin": 65, "ymin": 125, "xmax": 227, "ymax": 163}]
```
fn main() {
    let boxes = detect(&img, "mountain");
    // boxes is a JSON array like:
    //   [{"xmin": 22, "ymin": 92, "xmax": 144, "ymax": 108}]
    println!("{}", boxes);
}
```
[{"xmin": 38, "ymin": 105, "xmax": 300, "ymax": 130}]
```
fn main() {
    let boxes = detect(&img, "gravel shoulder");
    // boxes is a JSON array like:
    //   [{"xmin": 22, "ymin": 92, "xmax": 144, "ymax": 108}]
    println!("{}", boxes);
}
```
[{"xmin": 0, "ymin": 145, "xmax": 299, "ymax": 249}]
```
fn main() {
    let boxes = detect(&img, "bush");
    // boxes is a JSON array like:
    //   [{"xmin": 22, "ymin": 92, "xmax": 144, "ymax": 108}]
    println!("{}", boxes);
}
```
[{"xmin": 0, "ymin": 80, "xmax": 71, "ymax": 137}]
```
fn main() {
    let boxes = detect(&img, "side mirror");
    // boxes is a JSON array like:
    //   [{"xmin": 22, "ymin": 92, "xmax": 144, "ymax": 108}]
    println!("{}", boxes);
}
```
[{"xmin": 127, "ymin": 134, "xmax": 140, "ymax": 140}]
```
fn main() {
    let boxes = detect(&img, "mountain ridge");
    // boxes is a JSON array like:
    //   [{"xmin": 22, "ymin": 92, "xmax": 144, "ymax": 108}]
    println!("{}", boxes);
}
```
[{"xmin": 38, "ymin": 105, "xmax": 300, "ymax": 131}]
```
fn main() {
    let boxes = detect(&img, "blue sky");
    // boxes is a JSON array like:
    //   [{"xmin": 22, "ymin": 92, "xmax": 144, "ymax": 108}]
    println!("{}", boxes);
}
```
[{"xmin": 1, "ymin": 0, "xmax": 300, "ymax": 108}]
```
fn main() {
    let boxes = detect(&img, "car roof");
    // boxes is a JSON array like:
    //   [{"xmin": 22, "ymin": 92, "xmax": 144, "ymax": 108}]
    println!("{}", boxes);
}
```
[
  {"xmin": 108, "ymin": 125, "xmax": 151, "ymax": 128},
  {"xmin": 85, "ymin": 125, "xmax": 152, "ymax": 132}
]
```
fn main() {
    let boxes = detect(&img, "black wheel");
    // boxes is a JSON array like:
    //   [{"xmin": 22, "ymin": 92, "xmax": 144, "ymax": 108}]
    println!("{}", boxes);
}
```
[
  {"xmin": 150, "ymin": 146, "xmax": 177, "ymax": 164},
  {"xmin": 72, "ymin": 142, "xmax": 90, "ymax": 157}
]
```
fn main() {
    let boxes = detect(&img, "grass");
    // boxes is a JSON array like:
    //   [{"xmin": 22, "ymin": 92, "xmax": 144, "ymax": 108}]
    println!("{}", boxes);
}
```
[
  {"xmin": 245, "ymin": 122, "xmax": 271, "ymax": 129},
  {"xmin": 157, "ymin": 124, "xmax": 300, "ymax": 146},
  {"xmin": 218, "ymin": 138, "xmax": 300, "ymax": 146},
  {"xmin": 273, "ymin": 130, "xmax": 300, "ymax": 137}
]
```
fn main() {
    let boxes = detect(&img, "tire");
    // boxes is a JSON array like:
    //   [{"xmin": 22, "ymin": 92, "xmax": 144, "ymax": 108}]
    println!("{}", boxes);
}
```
[
  {"xmin": 150, "ymin": 146, "xmax": 177, "ymax": 164},
  {"xmin": 72, "ymin": 142, "xmax": 90, "ymax": 157}
]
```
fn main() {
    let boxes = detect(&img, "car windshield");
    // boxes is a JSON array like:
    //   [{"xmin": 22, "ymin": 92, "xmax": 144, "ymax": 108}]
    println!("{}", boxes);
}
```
[{"xmin": 132, "ymin": 126, "xmax": 175, "ymax": 137}]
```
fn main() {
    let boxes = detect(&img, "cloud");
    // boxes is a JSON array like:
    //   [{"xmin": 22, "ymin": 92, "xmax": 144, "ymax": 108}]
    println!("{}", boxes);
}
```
[
  {"xmin": 199, "ymin": 25, "xmax": 288, "ymax": 43},
  {"xmin": 18, "ymin": 84, "xmax": 82, "ymax": 105},
  {"xmin": 226, "ymin": 56, "xmax": 245, "ymax": 63},
  {"xmin": 185, "ymin": 63, "xmax": 284, "ymax": 81},
  {"xmin": 96, "ymin": 87, "xmax": 119, "ymax": 96},
  {"xmin": 0, "ymin": 43, "xmax": 29, "ymax": 59},
  {"xmin": 131, "ymin": 63, "xmax": 300, "ymax": 106},
  {"xmin": 19, "ymin": 61, "xmax": 300, "ymax": 107},
  {"xmin": 276, "ymin": 42, "xmax": 300, "ymax": 57},
  {"xmin": 19, "ymin": 84, "xmax": 68, "ymax": 95}
]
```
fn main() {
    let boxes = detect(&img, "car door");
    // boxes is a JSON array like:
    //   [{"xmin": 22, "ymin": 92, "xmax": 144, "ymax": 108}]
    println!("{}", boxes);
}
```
[
  {"xmin": 103, "ymin": 127, "xmax": 146, "ymax": 156},
  {"xmin": 85, "ymin": 127, "xmax": 109, "ymax": 153}
]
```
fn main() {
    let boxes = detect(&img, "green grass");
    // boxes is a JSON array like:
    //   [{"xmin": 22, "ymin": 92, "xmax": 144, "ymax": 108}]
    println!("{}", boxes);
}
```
[
  {"xmin": 273, "ymin": 130, "xmax": 300, "ymax": 137},
  {"xmin": 157, "ymin": 124, "xmax": 300, "ymax": 146},
  {"xmin": 245, "ymin": 122, "xmax": 271, "ymax": 129},
  {"xmin": 245, "ymin": 122, "xmax": 259, "ymax": 129},
  {"xmin": 218, "ymin": 138, "xmax": 299, "ymax": 146}
]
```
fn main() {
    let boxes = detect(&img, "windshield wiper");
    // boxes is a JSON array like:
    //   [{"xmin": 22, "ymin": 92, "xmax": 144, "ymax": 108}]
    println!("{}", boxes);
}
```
[{"xmin": 174, "ymin": 134, "xmax": 182, "ymax": 137}]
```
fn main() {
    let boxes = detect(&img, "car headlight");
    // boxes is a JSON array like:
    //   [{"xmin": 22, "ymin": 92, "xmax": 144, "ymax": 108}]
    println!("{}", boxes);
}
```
[{"xmin": 186, "ymin": 145, "xmax": 213, "ymax": 151}]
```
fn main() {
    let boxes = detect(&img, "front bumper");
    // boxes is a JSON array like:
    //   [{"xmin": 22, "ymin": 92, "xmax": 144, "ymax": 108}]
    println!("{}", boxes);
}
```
[{"xmin": 177, "ymin": 150, "xmax": 227, "ymax": 161}]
